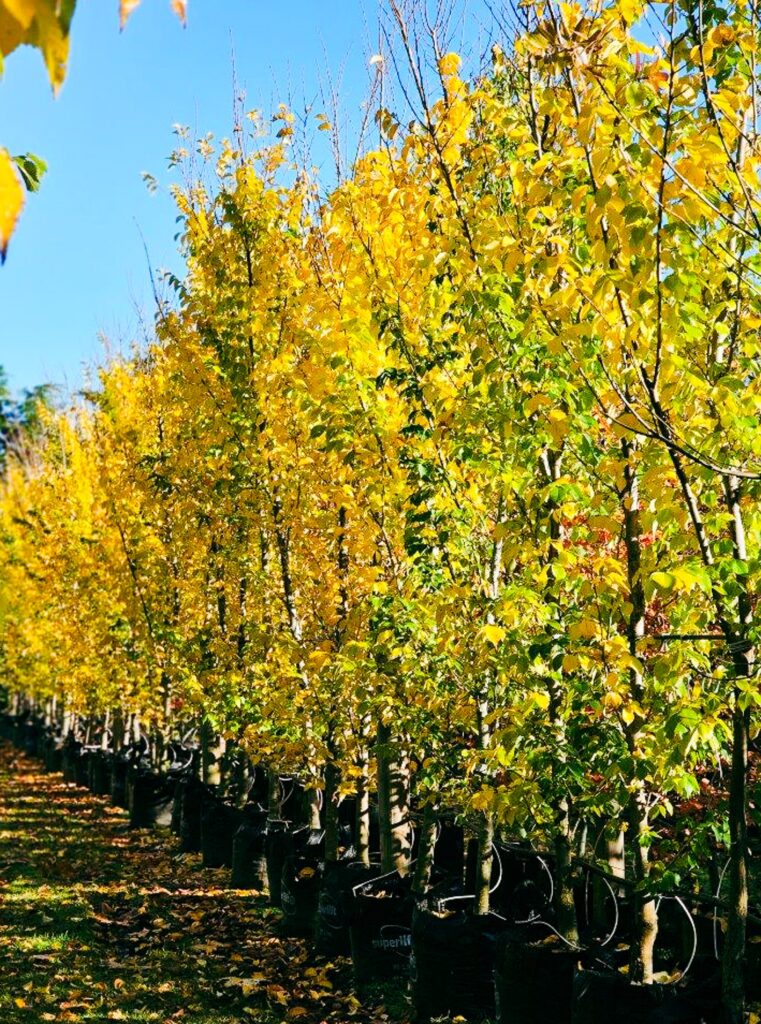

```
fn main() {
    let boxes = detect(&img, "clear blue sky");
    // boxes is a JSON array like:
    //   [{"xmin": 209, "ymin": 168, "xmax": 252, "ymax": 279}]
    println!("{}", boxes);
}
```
[{"xmin": 0, "ymin": 0, "xmax": 383, "ymax": 396}]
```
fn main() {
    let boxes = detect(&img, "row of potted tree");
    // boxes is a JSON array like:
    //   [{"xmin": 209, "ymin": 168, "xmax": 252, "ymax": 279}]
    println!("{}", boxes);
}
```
[{"xmin": 1, "ymin": 0, "xmax": 760, "ymax": 1019}]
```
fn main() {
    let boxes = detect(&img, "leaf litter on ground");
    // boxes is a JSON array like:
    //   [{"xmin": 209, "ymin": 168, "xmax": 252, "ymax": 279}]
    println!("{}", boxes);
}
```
[{"xmin": 0, "ymin": 744, "xmax": 410, "ymax": 1024}]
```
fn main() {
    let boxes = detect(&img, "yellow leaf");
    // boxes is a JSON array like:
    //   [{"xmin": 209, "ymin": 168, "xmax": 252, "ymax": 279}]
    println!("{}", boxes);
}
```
[
  {"xmin": 0, "ymin": 5, "xmax": 28, "ymax": 59},
  {"xmin": 119, "ymin": 0, "xmax": 141, "ymax": 30},
  {"xmin": 170, "ymin": 0, "xmax": 187, "ymax": 25},
  {"xmin": 0, "ymin": 148, "xmax": 24, "ymax": 262},
  {"xmin": 26, "ymin": 3, "xmax": 70, "ymax": 92},
  {"xmin": 570, "ymin": 617, "xmax": 598, "ymax": 640},
  {"xmin": 14, "ymin": 998, "xmax": 26, "ymax": 1009},
  {"xmin": 438, "ymin": 52, "xmax": 461, "ymax": 76},
  {"xmin": 3, "ymin": 0, "xmax": 35, "ymax": 31},
  {"xmin": 481, "ymin": 623, "xmax": 505, "ymax": 646}
]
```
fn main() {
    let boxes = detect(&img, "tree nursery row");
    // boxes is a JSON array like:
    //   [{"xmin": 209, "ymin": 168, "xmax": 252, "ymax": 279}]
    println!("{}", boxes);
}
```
[{"xmin": 1, "ymin": 1, "xmax": 761, "ymax": 1021}]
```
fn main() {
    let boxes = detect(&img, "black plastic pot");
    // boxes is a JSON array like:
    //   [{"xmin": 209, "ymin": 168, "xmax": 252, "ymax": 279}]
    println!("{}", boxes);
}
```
[
  {"xmin": 571, "ymin": 968, "xmax": 719, "ymax": 1024},
  {"xmin": 11, "ymin": 713, "xmax": 28, "ymax": 749},
  {"xmin": 170, "ymin": 780, "xmax": 184, "ymax": 834},
  {"xmin": 411, "ymin": 903, "xmax": 513, "ymax": 1022},
  {"xmin": 265, "ymin": 821, "xmax": 293, "ymax": 907},
  {"xmin": 178, "ymin": 776, "xmax": 206, "ymax": 853},
  {"xmin": 201, "ymin": 797, "xmax": 243, "ymax": 869},
  {"xmin": 316, "ymin": 860, "xmax": 378, "ymax": 957},
  {"xmin": 88, "ymin": 750, "xmax": 112, "ymax": 796},
  {"xmin": 24, "ymin": 720, "xmax": 41, "ymax": 757},
  {"xmin": 494, "ymin": 936, "xmax": 579, "ymax": 1024},
  {"xmin": 280, "ymin": 852, "xmax": 323, "ymax": 936},
  {"xmin": 433, "ymin": 820, "xmax": 466, "ymax": 879},
  {"xmin": 277, "ymin": 776, "xmax": 307, "ymax": 824},
  {"xmin": 61, "ymin": 736, "xmax": 81, "ymax": 783},
  {"xmin": 231, "ymin": 811, "xmax": 269, "ymax": 889},
  {"xmin": 75, "ymin": 748, "xmax": 93, "ymax": 788},
  {"xmin": 110, "ymin": 756, "xmax": 129, "ymax": 808},
  {"xmin": 43, "ymin": 734, "xmax": 63, "ymax": 773},
  {"xmin": 129, "ymin": 768, "xmax": 175, "ymax": 828},
  {"xmin": 349, "ymin": 870, "xmax": 414, "ymax": 986}
]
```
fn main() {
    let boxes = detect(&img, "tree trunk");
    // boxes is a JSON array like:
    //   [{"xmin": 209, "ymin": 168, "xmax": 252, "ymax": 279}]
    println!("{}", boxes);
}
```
[
  {"xmin": 377, "ymin": 721, "xmax": 410, "ymax": 875},
  {"xmin": 412, "ymin": 804, "xmax": 438, "ymax": 896},
  {"xmin": 355, "ymin": 751, "xmax": 371, "ymax": 867},
  {"xmin": 201, "ymin": 719, "xmax": 225, "ymax": 786},
  {"xmin": 473, "ymin": 689, "xmax": 494, "ymax": 915},
  {"xmin": 306, "ymin": 784, "xmax": 322, "ymax": 830},
  {"xmin": 592, "ymin": 822, "xmax": 625, "ymax": 933},
  {"xmin": 268, "ymin": 769, "xmax": 280, "ymax": 819},
  {"xmin": 474, "ymin": 811, "xmax": 494, "ymax": 915},
  {"xmin": 111, "ymin": 707, "xmax": 125, "ymax": 754},
  {"xmin": 721, "ymin": 701, "xmax": 749, "ymax": 1024},
  {"xmin": 629, "ymin": 794, "xmax": 657, "ymax": 984},
  {"xmin": 101, "ymin": 709, "xmax": 111, "ymax": 750},
  {"xmin": 324, "ymin": 760, "xmax": 341, "ymax": 863},
  {"xmin": 554, "ymin": 800, "xmax": 579, "ymax": 944}
]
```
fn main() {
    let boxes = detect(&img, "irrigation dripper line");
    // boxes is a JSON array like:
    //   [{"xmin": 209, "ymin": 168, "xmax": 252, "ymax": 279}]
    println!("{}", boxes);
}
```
[
  {"xmin": 351, "ymin": 862, "xmax": 419, "ymax": 897},
  {"xmin": 517, "ymin": 918, "xmax": 586, "ymax": 952},
  {"xmin": 654, "ymin": 893, "xmax": 698, "ymax": 982},
  {"xmin": 582, "ymin": 864, "xmax": 620, "ymax": 948},
  {"xmin": 712, "ymin": 856, "xmax": 731, "ymax": 962}
]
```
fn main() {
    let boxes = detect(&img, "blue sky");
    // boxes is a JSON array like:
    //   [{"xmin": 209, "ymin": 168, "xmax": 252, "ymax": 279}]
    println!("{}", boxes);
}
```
[{"xmin": 0, "ymin": 0, "xmax": 382, "ymax": 396}]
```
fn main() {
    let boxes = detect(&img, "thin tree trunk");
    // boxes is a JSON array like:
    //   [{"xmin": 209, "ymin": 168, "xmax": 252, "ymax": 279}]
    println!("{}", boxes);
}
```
[
  {"xmin": 268, "ymin": 769, "xmax": 280, "ymax": 819},
  {"xmin": 324, "ymin": 759, "xmax": 341, "ymax": 863},
  {"xmin": 474, "ymin": 809, "xmax": 494, "ymax": 915},
  {"xmin": 474, "ymin": 696, "xmax": 493, "ymax": 915},
  {"xmin": 722, "ymin": 702, "xmax": 749, "ymax": 1024},
  {"xmin": 621, "ymin": 436, "xmax": 658, "ymax": 982},
  {"xmin": 355, "ymin": 745, "xmax": 371, "ymax": 866},
  {"xmin": 721, "ymin": 476, "xmax": 754, "ymax": 1024},
  {"xmin": 111, "ymin": 707, "xmax": 125, "ymax": 754},
  {"xmin": 629, "ymin": 794, "xmax": 658, "ymax": 984},
  {"xmin": 377, "ymin": 721, "xmax": 410, "ymax": 875},
  {"xmin": 412, "ymin": 804, "xmax": 438, "ymax": 896},
  {"xmin": 201, "ymin": 719, "xmax": 225, "ymax": 786},
  {"xmin": 306, "ymin": 785, "xmax": 322, "ymax": 830},
  {"xmin": 554, "ymin": 800, "xmax": 579, "ymax": 944}
]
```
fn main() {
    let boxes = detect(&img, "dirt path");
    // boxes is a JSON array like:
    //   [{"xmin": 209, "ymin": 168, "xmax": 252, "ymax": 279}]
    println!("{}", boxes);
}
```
[{"xmin": 0, "ymin": 744, "xmax": 401, "ymax": 1024}]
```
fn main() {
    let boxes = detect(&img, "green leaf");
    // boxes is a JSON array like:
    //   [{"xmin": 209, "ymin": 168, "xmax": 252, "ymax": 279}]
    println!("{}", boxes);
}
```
[{"xmin": 13, "ymin": 152, "xmax": 47, "ymax": 193}]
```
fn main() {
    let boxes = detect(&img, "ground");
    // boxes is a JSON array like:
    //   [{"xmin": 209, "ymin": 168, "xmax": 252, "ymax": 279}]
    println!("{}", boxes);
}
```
[{"xmin": 0, "ymin": 744, "xmax": 409, "ymax": 1024}]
